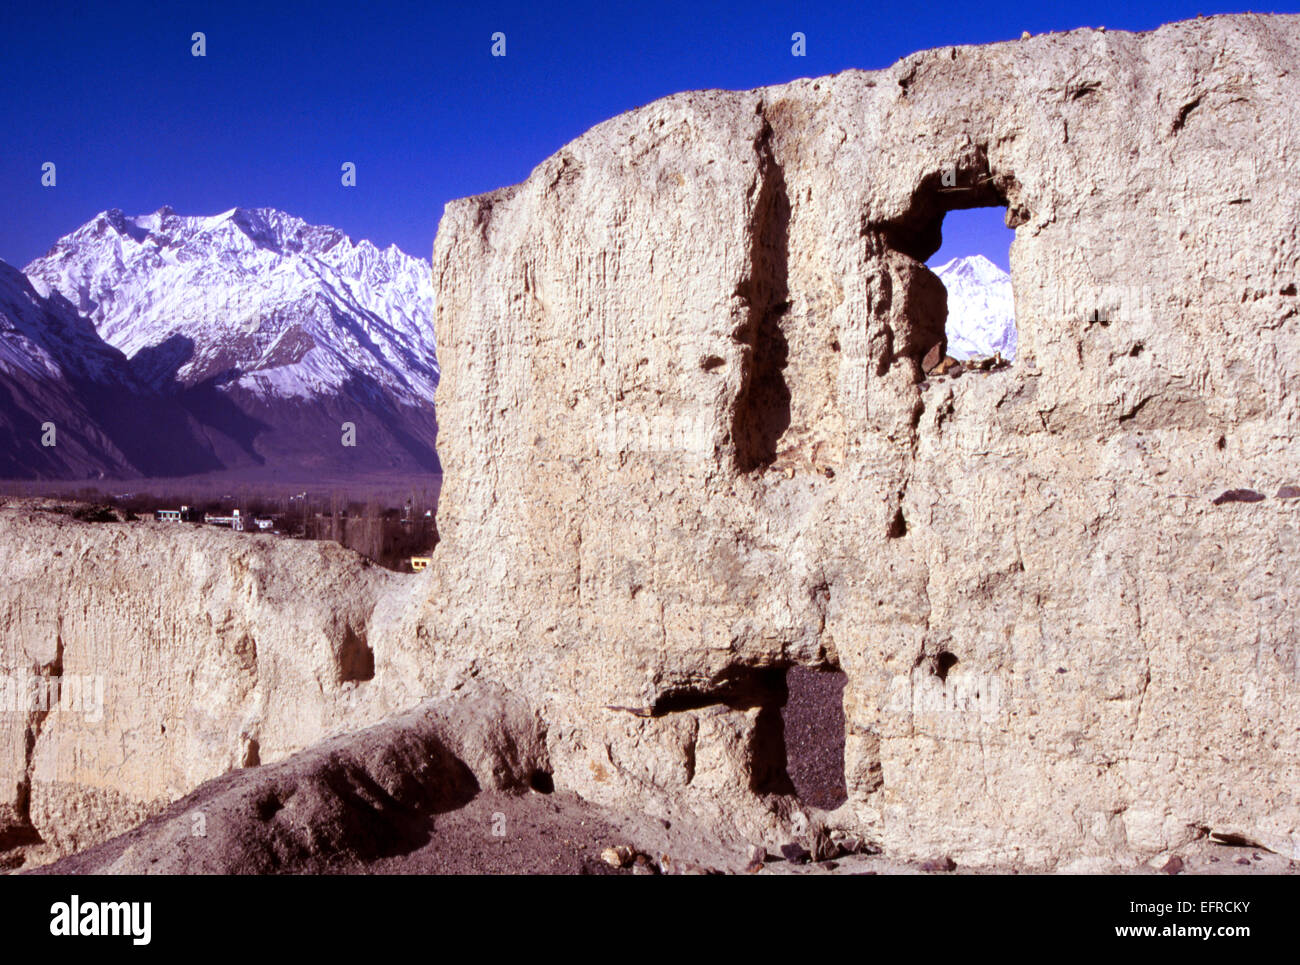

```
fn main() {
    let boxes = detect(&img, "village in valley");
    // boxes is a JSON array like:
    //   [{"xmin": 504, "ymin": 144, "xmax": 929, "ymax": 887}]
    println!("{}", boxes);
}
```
[
  {"xmin": 144, "ymin": 490, "xmax": 439, "ymax": 572},
  {"xmin": 0, "ymin": 479, "xmax": 441, "ymax": 573}
]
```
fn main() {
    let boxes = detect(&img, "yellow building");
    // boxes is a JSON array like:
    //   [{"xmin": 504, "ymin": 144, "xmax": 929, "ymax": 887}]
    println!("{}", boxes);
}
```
[{"xmin": 410, "ymin": 556, "xmax": 432, "ymax": 572}]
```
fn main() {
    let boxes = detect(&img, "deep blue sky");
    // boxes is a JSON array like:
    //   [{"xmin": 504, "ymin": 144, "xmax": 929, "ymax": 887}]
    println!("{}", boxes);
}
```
[{"xmin": 1, "ymin": 1, "xmax": 1290, "ymax": 271}]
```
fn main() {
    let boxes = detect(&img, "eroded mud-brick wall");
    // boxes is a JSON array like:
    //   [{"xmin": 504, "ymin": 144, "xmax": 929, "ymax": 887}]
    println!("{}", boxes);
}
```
[{"xmin": 427, "ymin": 15, "xmax": 1300, "ymax": 866}]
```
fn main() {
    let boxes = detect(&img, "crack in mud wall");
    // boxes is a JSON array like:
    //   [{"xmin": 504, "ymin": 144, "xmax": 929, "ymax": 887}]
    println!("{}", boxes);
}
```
[{"xmin": 732, "ymin": 121, "xmax": 792, "ymax": 473}]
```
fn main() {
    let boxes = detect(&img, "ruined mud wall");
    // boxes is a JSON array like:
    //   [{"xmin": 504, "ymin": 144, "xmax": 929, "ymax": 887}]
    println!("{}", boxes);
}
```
[
  {"xmin": 423, "ymin": 14, "xmax": 1300, "ymax": 866},
  {"xmin": 0, "ymin": 506, "xmax": 435, "ymax": 856}
]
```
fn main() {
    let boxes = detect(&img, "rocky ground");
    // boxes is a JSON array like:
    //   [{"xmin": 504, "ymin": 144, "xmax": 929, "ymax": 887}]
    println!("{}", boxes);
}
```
[{"xmin": 25, "ymin": 789, "xmax": 1297, "ymax": 875}]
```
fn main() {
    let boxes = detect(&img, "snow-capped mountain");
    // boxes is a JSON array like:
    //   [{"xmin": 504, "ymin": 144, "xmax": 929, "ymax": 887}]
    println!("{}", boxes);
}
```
[
  {"xmin": 0, "ymin": 260, "xmax": 223, "ymax": 478},
  {"xmin": 932, "ymin": 255, "xmax": 1017, "ymax": 360},
  {"xmin": 20, "ymin": 207, "xmax": 440, "ymax": 475},
  {"xmin": 26, "ymin": 207, "xmax": 439, "ymax": 401}
]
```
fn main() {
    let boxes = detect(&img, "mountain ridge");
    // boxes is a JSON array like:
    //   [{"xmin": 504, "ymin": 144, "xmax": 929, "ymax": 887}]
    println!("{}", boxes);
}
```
[{"xmin": 2, "ymin": 206, "xmax": 442, "ymax": 479}]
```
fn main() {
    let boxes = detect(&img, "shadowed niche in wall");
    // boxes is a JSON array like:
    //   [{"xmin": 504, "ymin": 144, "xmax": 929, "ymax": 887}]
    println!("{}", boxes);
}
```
[
  {"xmin": 732, "ymin": 128, "xmax": 791, "ymax": 472},
  {"xmin": 338, "ymin": 625, "xmax": 375, "ymax": 683},
  {"xmin": 779, "ymin": 666, "xmax": 848, "ymax": 810}
]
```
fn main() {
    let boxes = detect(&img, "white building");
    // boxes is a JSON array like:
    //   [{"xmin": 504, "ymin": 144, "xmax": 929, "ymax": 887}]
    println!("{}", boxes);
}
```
[{"xmin": 204, "ymin": 509, "xmax": 245, "ymax": 531}]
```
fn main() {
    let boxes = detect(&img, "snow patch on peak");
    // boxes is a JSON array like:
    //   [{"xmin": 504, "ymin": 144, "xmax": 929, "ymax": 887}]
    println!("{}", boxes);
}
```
[
  {"xmin": 933, "ymin": 253, "xmax": 1004, "ymax": 282},
  {"xmin": 103, "ymin": 209, "xmax": 150, "ymax": 242},
  {"xmin": 933, "ymin": 254, "xmax": 1017, "ymax": 360}
]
